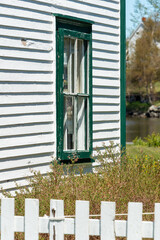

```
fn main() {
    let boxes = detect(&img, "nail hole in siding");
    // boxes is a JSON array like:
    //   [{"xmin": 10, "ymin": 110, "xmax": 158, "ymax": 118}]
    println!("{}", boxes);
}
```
[{"xmin": 21, "ymin": 38, "xmax": 27, "ymax": 46}]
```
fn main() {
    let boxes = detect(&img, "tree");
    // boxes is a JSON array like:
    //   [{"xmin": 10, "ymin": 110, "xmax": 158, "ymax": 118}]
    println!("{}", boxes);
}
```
[{"xmin": 127, "ymin": 18, "xmax": 160, "ymax": 103}]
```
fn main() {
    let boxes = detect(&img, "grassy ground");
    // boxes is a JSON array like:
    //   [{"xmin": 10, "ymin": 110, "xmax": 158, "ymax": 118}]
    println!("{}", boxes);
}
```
[
  {"xmin": 155, "ymin": 81, "xmax": 160, "ymax": 94},
  {"xmin": 127, "ymin": 145, "xmax": 160, "ymax": 160}
]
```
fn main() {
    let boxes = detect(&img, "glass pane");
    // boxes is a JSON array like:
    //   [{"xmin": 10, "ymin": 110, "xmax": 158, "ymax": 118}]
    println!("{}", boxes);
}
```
[
  {"xmin": 64, "ymin": 38, "xmax": 75, "ymax": 93},
  {"xmin": 77, "ymin": 40, "xmax": 85, "ymax": 93},
  {"xmin": 86, "ymin": 41, "xmax": 89, "ymax": 94},
  {"xmin": 63, "ymin": 96, "xmax": 75, "ymax": 150},
  {"xmin": 77, "ymin": 97, "xmax": 88, "ymax": 151}
]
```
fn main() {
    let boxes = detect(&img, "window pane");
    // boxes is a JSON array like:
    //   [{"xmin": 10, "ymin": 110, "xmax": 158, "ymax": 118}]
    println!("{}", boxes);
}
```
[
  {"xmin": 64, "ymin": 38, "xmax": 75, "ymax": 93},
  {"xmin": 77, "ymin": 97, "xmax": 88, "ymax": 151},
  {"xmin": 87, "ymin": 41, "xmax": 89, "ymax": 94},
  {"xmin": 63, "ymin": 96, "xmax": 75, "ymax": 150},
  {"xmin": 77, "ymin": 40, "xmax": 85, "ymax": 93}
]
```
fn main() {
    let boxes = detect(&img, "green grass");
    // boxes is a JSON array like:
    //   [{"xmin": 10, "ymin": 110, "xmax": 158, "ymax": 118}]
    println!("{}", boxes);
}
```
[
  {"xmin": 127, "ymin": 145, "xmax": 160, "ymax": 160},
  {"xmin": 155, "ymin": 81, "xmax": 160, "ymax": 94},
  {"xmin": 154, "ymin": 100, "xmax": 160, "ymax": 107}
]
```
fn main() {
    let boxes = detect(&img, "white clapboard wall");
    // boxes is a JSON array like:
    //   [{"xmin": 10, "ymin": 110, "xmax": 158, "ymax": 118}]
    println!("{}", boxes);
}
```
[
  {"xmin": 0, "ymin": 0, "xmax": 121, "ymax": 191},
  {"xmin": 1, "ymin": 198, "xmax": 160, "ymax": 240}
]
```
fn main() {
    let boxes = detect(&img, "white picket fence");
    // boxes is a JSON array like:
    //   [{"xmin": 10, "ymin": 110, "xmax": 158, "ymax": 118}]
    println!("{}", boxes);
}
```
[{"xmin": 0, "ymin": 198, "xmax": 160, "ymax": 239}]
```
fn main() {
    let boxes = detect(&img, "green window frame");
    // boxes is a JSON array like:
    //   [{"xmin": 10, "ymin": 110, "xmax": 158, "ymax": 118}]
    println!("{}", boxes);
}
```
[{"xmin": 56, "ymin": 16, "xmax": 93, "ymax": 163}]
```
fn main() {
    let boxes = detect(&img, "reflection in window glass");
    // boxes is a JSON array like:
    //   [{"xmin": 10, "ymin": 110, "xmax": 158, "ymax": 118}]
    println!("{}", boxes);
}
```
[
  {"xmin": 63, "ymin": 96, "xmax": 75, "ymax": 150},
  {"xmin": 77, "ymin": 97, "xmax": 87, "ymax": 151},
  {"xmin": 63, "ymin": 37, "xmax": 89, "ymax": 151},
  {"xmin": 64, "ymin": 38, "xmax": 75, "ymax": 93}
]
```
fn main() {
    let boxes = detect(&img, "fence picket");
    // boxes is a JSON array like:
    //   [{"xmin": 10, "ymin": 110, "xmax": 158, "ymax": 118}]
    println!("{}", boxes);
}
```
[
  {"xmin": 101, "ymin": 202, "xmax": 116, "ymax": 240},
  {"xmin": 0, "ymin": 198, "xmax": 160, "ymax": 239},
  {"xmin": 25, "ymin": 199, "xmax": 39, "ymax": 240},
  {"xmin": 50, "ymin": 200, "xmax": 64, "ymax": 240},
  {"xmin": 154, "ymin": 203, "xmax": 160, "ymax": 240},
  {"xmin": 127, "ymin": 202, "xmax": 143, "ymax": 240},
  {"xmin": 1, "ymin": 198, "xmax": 14, "ymax": 240},
  {"xmin": 75, "ymin": 200, "xmax": 89, "ymax": 240}
]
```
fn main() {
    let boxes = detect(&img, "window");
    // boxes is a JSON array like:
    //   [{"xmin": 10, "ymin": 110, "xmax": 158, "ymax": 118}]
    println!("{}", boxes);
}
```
[{"xmin": 56, "ymin": 15, "xmax": 93, "ymax": 162}]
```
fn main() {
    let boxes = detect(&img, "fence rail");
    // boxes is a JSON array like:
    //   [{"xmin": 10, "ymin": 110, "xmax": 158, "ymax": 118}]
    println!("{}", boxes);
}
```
[{"xmin": 0, "ymin": 198, "xmax": 160, "ymax": 239}]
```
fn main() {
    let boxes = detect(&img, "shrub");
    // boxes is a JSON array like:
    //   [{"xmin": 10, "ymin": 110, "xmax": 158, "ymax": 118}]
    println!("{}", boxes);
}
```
[
  {"xmin": 126, "ymin": 101, "xmax": 150, "ymax": 113},
  {"xmin": 2, "ymin": 144, "xmax": 160, "ymax": 239},
  {"xmin": 145, "ymin": 133, "xmax": 160, "ymax": 147},
  {"xmin": 133, "ymin": 137, "xmax": 147, "ymax": 146},
  {"xmin": 133, "ymin": 133, "xmax": 160, "ymax": 147}
]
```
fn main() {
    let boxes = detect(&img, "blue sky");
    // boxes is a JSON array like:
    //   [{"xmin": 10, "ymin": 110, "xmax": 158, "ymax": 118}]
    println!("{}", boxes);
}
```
[{"xmin": 126, "ymin": 0, "xmax": 148, "ymax": 37}]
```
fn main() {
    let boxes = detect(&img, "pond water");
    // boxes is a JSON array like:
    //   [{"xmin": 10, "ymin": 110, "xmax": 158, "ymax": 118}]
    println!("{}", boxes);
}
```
[{"xmin": 126, "ymin": 117, "xmax": 160, "ymax": 142}]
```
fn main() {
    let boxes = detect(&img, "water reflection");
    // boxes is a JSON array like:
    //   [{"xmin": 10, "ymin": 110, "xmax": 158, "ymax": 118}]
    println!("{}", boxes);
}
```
[{"xmin": 126, "ymin": 117, "xmax": 160, "ymax": 142}]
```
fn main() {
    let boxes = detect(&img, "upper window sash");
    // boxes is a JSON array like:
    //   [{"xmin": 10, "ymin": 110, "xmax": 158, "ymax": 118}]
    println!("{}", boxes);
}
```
[{"xmin": 59, "ymin": 28, "xmax": 91, "ymax": 41}]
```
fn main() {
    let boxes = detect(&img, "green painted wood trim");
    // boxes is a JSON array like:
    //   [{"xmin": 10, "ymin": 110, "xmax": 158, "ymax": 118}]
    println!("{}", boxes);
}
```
[
  {"xmin": 120, "ymin": 0, "xmax": 126, "ymax": 150},
  {"xmin": 53, "ymin": 13, "xmax": 94, "ymax": 25},
  {"xmin": 56, "ymin": 24, "xmax": 93, "ymax": 162}
]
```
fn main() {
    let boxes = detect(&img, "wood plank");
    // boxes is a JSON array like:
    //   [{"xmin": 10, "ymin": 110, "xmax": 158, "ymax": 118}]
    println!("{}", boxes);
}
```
[
  {"xmin": 0, "ymin": 211, "xmax": 154, "ymax": 238},
  {"xmin": 93, "ymin": 129, "xmax": 120, "ymax": 140},
  {"xmin": 127, "ymin": 202, "xmax": 143, "ymax": 240},
  {"xmin": 1, "ymin": 198, "xmax": 14, "ymax": 240},
  {"xmin": 0, "ymin": 58, "xmax": 53, "ymax": 71},
  {"xmin": 154, "ymin": 203, "xmax": 160, "ymax": 240},
  {"xmin": 93, "ymin": 121, "xmax": 120, "ymax": 131},
  {"xmin": 0, "ymin": 4, "xmax": 52, "ymax": 22},
  {"xmin": 0, "ymin": 113, "xmax": 53, "ymax": 126},
  {"xmin": 0, "ymin": 94, "xmax": 54, "ymax": 104},
  {"xmin": 0, "ymin": 82, "xmax": 53, "ymax": 93},
  {"xmin": 0, "ymin": 71, "xmax": 53, "ymax": 81},
  {"xmin": 0, "ymin": 163, "xmax": 52, "ymax": 182},
  {"xmin": 53, "ymin": 0, "xmax": 120, "ymax": 19},
  {"xmin": 0, "ymin": 155, "xmax": 52, "ymax": 172},
  {"xmin": 0, "ymin": 104, "xmax": 54, "ymax": 115},
  {"xmin": 93, "ymin": 139, "xmax": 120, "ymax": 151},
  {"xmin": 75, "ymin": 0, "xmax": 120, "ymax": 11},
  {"xmin": 93, "ymin": 96, "xmax": 120, "ymax": 104},
  {"xmin": 0, "ymin": 27, "xmax": 52, "ymax": 41},
  {"xmin": 0, "ymin": 15, "xmax": 52, "ymax": 32},
  {"xmin": 93, "ymin": 59, "xmax": 119, "ymax": 70},
  {"xmin": 0, "ymin": 37, "xmax": 53, "ymax": 51},
  {"xmin": 93, "ymin": 112, "xmax": 120, "ymax": 122},
  {"xmin": 93, "ymin": 68, "xmax": 120, "ymax": 78},
  {"xmin": 50, "ymin": 200, "xmax": 64, "ymax": 240},
  {"xmin": 92, "ymin": 24, "xmax": 119, "ymax": 35},
  {"xmin": 25, "ymin": 199, "xmax": 39, "ymax": 240},
  {"xmin": 0, "ymin": 133, "xmax": 54, "ymax": 149},
  {"xmin": 93, "ymin": 87, "xmax": 120, "ymax": 96},
  {"xmin": 93, "ymin": 78, "xmax": 120, "ymax": 87},
  {"xmin": 0, "ymin": 143, "xmax": 54, "ymax": 159},
  {"xmin": 53, "ymin": 8, "xmax": 119, "ymax": 27},
  {"xmin": 93, "ymin": 41, "xmax": 120, "ymax": 52},
  {"xmin": 101, "ymin": 202, "xmax": 115, "ymax": 240},
  {"xmin": 1, "ymin": 48, "xmax": 53, "ymax": 61},
  {"xmin": 93, "ymin": 32, "xmax": 119, "ymax": 44},
  {"xmin": 0, "ymin": 0, "xmax": 52, "ymax": 13},
  {"xmin": 93, "ymin": 50, "xmax": 120, "ymax": 61},
  {"xmin": 93, "ymin": 105, "xmax": 120, "ymax": 112},
  {"xmin": 75, "ymin": 201, "xmax": 89, "ymax": 240}
]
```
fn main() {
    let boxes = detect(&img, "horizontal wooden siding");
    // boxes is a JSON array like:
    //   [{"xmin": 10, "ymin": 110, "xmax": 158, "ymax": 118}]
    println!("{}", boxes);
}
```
[
  {"xmin": 0, "ymin": 0, "xmax": 55, "ymax": 191},
  {"xmin": 0, "ymin": 0, "xmax": 121, "ymax": 191}
]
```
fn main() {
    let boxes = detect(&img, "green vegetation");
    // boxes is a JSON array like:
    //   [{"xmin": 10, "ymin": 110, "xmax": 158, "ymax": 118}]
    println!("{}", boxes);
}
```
[
  {"xmin": 127, "ymin": 145, "xmax": 160, "ymax": 160},
  {"xmin": 127, "ymin": 0, "xmax": 160, "ymax": 103},
  {"xmin": 133, "ymin": 133, "xmax": 160, "ymax": 147},
  {"xmin": 126, "ymin": 101, "xmax": 150, "ymax": 113},
  {"xmin": 2, "ymin": 142, "xmax": 160, "ymax": 240},
  {"xmin": 127, "ymin": 18, "xmax": 160, "ymax": 103},
  {"xmin": 155, "ymin": 81, "xmax": 160, "ymax": 94}
]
